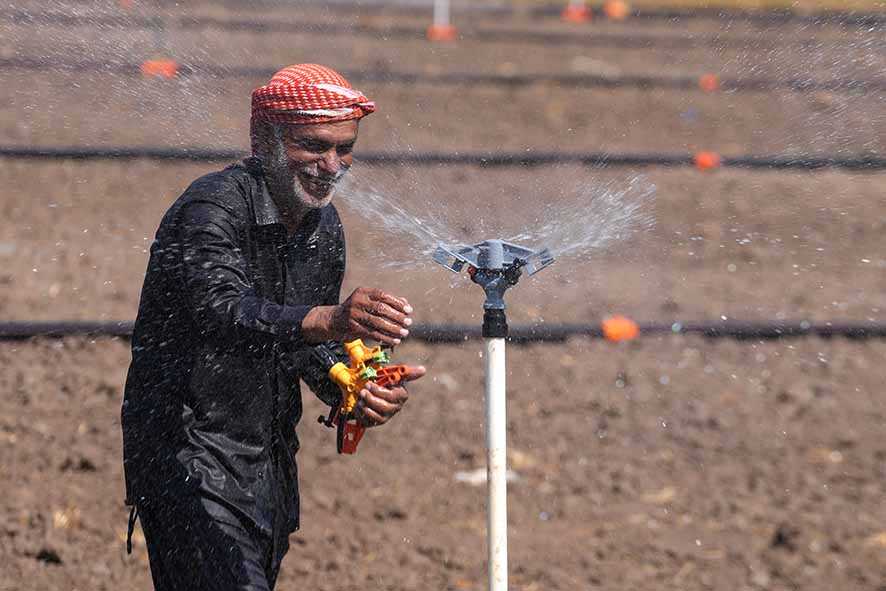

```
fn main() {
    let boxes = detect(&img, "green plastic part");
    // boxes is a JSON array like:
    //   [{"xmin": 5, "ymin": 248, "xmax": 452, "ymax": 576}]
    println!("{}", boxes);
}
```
[{"xmin": 359, "ymin": 367, "xmax": 378, "ymax": 381}]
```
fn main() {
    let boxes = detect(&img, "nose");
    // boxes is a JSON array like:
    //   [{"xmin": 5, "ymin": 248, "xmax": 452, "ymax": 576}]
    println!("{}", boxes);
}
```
[{"xmin": 317, "ymin": 147, "xmax": 341, "ymax": 175}]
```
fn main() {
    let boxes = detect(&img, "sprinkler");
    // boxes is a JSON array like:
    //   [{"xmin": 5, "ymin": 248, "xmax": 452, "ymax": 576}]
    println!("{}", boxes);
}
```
[{"xmin": 432, "ymin": 239, "xmax": 554, "ymax": 591}]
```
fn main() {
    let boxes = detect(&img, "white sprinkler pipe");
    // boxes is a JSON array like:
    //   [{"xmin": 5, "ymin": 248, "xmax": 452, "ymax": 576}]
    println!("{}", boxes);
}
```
[
  {"xmin": 433, "ymin": 0, "xmax": 451, "ymax": 28},
  {"xmin": 485, "ymin": 336, "xmax": 508, "ymax": 591}
]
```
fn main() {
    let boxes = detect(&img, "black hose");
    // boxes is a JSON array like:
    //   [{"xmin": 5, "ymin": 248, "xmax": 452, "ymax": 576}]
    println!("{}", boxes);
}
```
[
  {"xmin": 4, "ymin": 57, "xmax": 885, "ymax": 95},
  {"xmin": 531, "ymin": 5, "xmax": 886, "ymax": 27},
  {"xmin": 3, "ymin": 146, "xmax": 885, "ymax": 171},
  {"xmin": 1, "ymin": 321, "xmax": 884, "ymax": 343},
  {"xmin": 50, "ymin": 0, "xmax": 886, "ymax": 26},
  {"xmin": 3, "ymin": 8, "xmax": 883, "ymax": 50}
]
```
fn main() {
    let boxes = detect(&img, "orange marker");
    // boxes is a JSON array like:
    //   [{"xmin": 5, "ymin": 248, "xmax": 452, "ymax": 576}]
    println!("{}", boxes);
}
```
[
  {"xmin": 561, "ymin": 2, "xmax": 592, "ymax": 23},
  {"xmin": 602, "ymin": 315, "xmax": 640, "ymax": 342},
  {"xmin": 140, "ymin": 58, "xmax": 179, "ymax": 79},
  {"xmin": 603, "ymin": 0, "xmax": 630, "ymax": 21},
  {"xmin": 426, "ymin": 24, "xmax": 458, "ymax": 42},
  {"xmin": 699, "ymin": 73, "xmax": 721, "ymax": 92},
  {"xmin": 694, "ymin": 151, "xmax": 722, "ymax": 171}
]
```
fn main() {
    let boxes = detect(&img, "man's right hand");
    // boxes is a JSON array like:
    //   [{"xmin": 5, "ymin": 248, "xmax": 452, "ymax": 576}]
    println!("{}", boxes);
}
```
[{"xmin": 301, "ymin": 288, "xmax": 413, "ymax": 346}]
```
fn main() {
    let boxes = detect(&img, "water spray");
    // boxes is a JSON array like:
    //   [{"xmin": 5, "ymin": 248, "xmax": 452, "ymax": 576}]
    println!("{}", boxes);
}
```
[{"xmin": 433, "ymin": 240, "xmax": 554, "ymax": 591}]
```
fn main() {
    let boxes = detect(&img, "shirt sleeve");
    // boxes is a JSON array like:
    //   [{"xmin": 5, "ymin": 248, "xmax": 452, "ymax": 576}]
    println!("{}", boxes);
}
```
[
  {"xmin": 174, "ymin": 197, "xmax": 313, "ymax": 344},
  {"xmin": 291, "ymin": 211, "xmax": 348, "ymax": 405}
]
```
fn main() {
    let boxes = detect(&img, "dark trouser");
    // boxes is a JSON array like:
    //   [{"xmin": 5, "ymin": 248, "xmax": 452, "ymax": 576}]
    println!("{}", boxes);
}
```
[{"xmin": 136, "ymin": 495, "xmax": 289, "ymax": 591}]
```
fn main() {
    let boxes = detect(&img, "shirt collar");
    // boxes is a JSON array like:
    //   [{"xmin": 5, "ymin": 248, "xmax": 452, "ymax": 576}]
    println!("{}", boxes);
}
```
[{"xmin": 243, "ymin": 157, "xmax": 284, "ymax": 227}]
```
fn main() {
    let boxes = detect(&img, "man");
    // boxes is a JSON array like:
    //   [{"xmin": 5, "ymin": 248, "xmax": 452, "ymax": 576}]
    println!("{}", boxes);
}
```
[{"xmin": 122, "ymin": 64, "xmax": 426, "ymax": 591}]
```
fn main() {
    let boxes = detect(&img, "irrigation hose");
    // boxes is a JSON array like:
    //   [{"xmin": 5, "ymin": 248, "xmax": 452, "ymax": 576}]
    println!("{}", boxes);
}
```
[
  {"xmin": 35, "ymin": 0, "xmax": 881, "ymax": 26},
  {"xmin": 4, "ymin": 9, "xmax": 883, "ymax": 50},
  {"xmin": 1, "ymin": 321, "xmax": 884, "ymax": 342},
  {"xmin": 2, "ymin": 57, "xmax": 884, "ymax": 95},
  {"xmin": 2, "ymin": 146, "xmax": 885, "ymax": 171}
]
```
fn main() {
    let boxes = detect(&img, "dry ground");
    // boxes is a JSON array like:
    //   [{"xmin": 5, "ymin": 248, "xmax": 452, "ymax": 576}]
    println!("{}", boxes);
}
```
[{"xmin": 1, "ymin": 2, "xmax": 885, "ymax": 590}]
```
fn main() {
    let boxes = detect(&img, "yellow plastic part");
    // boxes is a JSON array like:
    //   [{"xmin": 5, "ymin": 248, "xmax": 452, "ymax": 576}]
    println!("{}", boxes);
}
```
[{"xmin": 327, "ymin": 339, "xmax": 386, "ymax": 414}]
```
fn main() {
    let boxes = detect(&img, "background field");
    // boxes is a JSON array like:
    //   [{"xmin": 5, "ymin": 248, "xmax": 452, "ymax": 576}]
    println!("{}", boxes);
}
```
[{"xmin": 2, "ymin": 2, "xmax": 886, "ymax": 590}]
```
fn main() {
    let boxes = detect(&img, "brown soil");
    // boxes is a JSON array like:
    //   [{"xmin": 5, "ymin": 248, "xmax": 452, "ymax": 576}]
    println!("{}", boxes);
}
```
[{"xmin": 2, "ymin": 3, "xmax": 885, "ymax": 590}]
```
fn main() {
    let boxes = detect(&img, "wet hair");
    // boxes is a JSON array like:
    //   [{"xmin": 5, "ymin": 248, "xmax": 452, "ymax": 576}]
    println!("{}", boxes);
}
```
[{"xmin": 250, "ymin": 118, "xmax": 286, "ymax": 163}]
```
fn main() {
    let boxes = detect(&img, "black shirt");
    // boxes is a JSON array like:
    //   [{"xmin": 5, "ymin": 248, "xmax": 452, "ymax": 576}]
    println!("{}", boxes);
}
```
[{"xmin": 122, "ymin": 158, "xmax": 345, "ymax": 535}]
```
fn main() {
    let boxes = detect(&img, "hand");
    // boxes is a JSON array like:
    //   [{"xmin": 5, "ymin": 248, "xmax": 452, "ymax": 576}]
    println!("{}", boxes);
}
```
[
  {"xmin": 355, "ymin": 365, "xmax": 427, "ymax": 428},
  {"xmin": 330, "ymin": 287, "xmax": 414, "ymax": 346}
]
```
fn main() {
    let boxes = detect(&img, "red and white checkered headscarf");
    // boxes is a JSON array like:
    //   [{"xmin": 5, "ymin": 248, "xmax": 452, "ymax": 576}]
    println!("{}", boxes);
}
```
[{"xmin": 251, "ymin": 64, "xmax": 376, "ymax": 126}]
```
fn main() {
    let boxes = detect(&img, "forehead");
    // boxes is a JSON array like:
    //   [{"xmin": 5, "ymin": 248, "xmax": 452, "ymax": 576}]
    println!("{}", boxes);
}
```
[{"xmin": 285, "ymin": 119, "xmax": 359, "ymax": 143}]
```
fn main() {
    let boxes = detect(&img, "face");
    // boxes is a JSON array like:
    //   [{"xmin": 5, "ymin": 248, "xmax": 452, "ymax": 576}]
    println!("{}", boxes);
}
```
[{"xmin": 264, "ymin": 119, "xmax": 358, "ymax": 213}]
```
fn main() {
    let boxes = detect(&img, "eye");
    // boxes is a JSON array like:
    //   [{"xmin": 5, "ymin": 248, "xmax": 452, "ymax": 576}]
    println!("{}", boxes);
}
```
[
  {"xmin": 296, "ymin": 139, "xmax": 331, "ymax": 153},
  {"xmin": 337, "ymin": 143, "xmax": 355, "ymax": 156}
]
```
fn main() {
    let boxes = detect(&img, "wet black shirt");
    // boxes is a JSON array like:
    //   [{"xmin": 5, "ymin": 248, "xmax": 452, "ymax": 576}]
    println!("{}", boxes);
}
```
[{"xmin": 122, "ymin": 158, "xmax": 345, "ymax": 535}]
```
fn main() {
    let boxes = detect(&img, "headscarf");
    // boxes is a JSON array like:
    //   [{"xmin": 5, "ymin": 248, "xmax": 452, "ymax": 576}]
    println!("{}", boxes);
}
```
[{"xmin": 251, "ymin": 64, "xmax": 376, "ymax": 126}]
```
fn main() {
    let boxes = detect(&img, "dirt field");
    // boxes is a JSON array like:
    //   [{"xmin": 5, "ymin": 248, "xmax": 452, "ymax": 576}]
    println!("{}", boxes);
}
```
[{"xmin": 2, "ymin": 2, "xmax": 886, "ymax": 590}]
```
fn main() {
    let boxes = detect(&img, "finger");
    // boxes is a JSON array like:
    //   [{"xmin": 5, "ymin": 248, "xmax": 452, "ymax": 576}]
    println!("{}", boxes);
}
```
[
  {"xmin": 362, "ymin": 388, "xmax": 401, "ymax": 417},
  {"xmin": 367, "ymin": 382, "xmax": 408, "ymax": 405},
  {"xmin": 355, "ymin": 391, "xmax": 380, "ymax": 425},
  {"xmin": 357, "ymin": 312, "xmax": 410, "ymax": 340},
  {"xmin": 401, "ymin": 365, "xmax": 427, "ymax": 382},
  {"xmin": 349, "ymin": 319, "xmax": 402, "ymax": 346},
  {"xmin": 363, "ymin": 301, "xmax": 411, "ymax": 329},
  {"xmin": 371, "ymin": 291, "xmax": 413, "ymax": 315},
  {"xmin": 357, "ymin": 404, "xmax": 388, "ymax": 427}
]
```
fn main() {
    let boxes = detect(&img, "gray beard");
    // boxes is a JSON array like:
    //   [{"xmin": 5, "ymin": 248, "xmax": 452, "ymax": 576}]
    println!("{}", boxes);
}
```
[{"xmin": 263, "ymin": 134, "xmax": 347, "ymax": 222}]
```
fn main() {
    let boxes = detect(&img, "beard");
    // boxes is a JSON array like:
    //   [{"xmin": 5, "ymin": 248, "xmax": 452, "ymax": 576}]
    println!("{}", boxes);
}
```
[{"xmin": 263, "ymin": 135, "xmax": 350, "ymax": 216}]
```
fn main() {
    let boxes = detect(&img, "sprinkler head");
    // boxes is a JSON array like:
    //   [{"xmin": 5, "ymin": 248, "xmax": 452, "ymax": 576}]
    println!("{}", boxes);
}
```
[{"xmin": 432, "ymin": 239, "xmax": 554, "ymax": 310}]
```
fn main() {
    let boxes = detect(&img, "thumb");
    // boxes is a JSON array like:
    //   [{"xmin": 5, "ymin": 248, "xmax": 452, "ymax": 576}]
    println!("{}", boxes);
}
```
[{"xmin": 402, "ymin": 365, "xmax": 427, "ymax": 382}]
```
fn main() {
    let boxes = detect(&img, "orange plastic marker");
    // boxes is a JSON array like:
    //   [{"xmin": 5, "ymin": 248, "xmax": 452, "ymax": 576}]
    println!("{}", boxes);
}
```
[
  {"xmin": 603, "ymin": 0, "xmax": 630, "ymax": 21},
  {"xmin": 602, "ymin": 315, "xmax": 640, "ymax": 342},
  {"xmin": 562, "ymin": 1, "xmax": 592, "ymax": 23},
  {"xmin": 140, "ymin": 58, "xmax": 179, "ymax": 79},
  {"xmin": 699, "ymin": 73, "xmax": 721, "ymax": 92},
  {"xmin": 427, "ymin": 24, "xmax": 458, "ymax": 42},
  {"xmin": 694, "ymin": 151, "xmax": 722, "ymax": 171}
]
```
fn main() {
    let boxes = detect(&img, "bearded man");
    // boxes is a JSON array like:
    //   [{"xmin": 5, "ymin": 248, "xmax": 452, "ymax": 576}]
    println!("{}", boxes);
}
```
[{"xmin": 122, "ymin": 64, "xmax": 426, "ymax": 591}]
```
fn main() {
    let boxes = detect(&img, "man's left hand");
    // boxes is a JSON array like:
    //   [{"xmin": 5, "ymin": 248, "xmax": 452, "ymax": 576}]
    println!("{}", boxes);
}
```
[{"xmin": 355, "ymin": 365, "xmax": 427, "ymax": 428}]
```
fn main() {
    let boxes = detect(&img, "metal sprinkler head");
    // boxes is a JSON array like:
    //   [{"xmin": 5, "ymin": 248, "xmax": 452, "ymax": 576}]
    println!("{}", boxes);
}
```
[{"xmin": 433, "ymin": 239, "xmax": 555, "ymax": 337}]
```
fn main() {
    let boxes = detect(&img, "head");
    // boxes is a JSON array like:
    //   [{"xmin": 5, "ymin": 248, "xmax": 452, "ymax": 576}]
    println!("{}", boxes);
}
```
[
  {"xmin": 250, "ymin": 64, "xmax": 375, "ymax": 219},
  {"xmin": 253, "ymin": 118, "xmax": 358, "ymax": 213}
]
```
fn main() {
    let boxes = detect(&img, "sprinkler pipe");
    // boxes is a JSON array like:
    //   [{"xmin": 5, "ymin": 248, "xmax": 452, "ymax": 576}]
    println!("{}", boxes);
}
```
[
  {"xmin": 432, "ymin": 240, "xmax": 555, "ymax": 591},
  {"xmin": 434, "ymin": 0, "xmax": 450, "ymax": 28}
]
